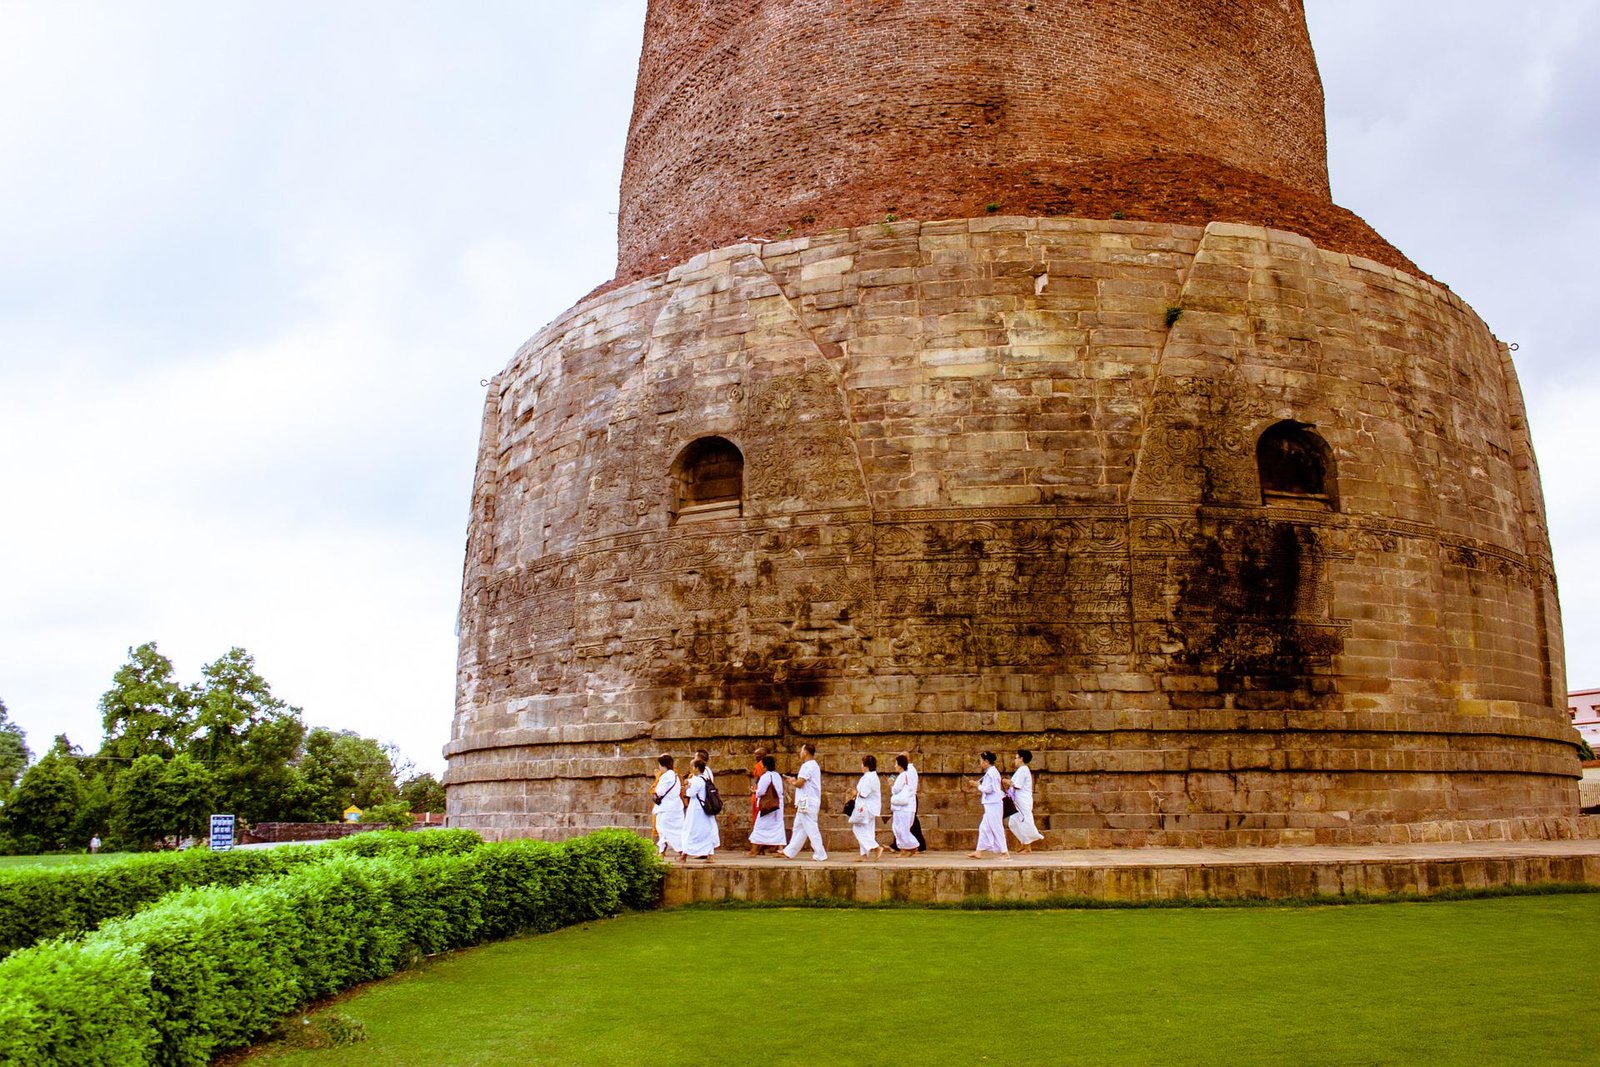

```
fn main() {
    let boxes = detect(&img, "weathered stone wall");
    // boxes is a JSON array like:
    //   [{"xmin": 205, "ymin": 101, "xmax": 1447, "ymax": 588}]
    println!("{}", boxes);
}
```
[
  {"xmin": 445, "ymin": 216, "xmax": 1582, "ymax": 849},
  {"xmin": 614, "ymin": 0, "xmax": 1419, "ymax": 283}
]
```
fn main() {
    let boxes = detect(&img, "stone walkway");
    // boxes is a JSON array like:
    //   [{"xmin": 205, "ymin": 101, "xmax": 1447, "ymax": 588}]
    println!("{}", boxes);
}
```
[{"xmin": 659, "ymin": 839, "xmax": 1600, "ymax": 905}]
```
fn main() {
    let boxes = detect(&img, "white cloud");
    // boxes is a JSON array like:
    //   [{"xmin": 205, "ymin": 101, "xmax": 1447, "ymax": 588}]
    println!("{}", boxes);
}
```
[{"xmin": 2, "ymin": 0, "xmax": 1596, "ymax": 777}]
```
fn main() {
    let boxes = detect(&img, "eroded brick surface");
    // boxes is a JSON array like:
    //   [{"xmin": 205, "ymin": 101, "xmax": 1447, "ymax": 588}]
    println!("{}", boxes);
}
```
[{"xmin": 613, "ymin": 1, "xmax": 1420, "ymax": 283}]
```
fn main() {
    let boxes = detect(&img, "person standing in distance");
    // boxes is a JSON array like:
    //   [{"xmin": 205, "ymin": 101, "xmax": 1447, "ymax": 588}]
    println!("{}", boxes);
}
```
[
  {"xmin": 968, "ymin": 751, "xmax": 1007, "ymax": 858},
  {"xmin": 651, "ymin": 754, "xmax": 685, "ymax": 859},
  {"xmin": 781, "ymin": 743, "xmax": 828, "ymax": 862},
  {"xmin": 1005, "ymin": 749, "xmax": 1045, "ymax": 853}
]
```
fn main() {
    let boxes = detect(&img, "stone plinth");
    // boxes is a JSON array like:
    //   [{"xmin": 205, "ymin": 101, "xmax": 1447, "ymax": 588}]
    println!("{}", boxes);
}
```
[
  {"xmin": 444, "ymin": 216, "xmax": 1581, "ymax": 847},
  {"xmin": 660, "ymin": 834, "xmax": 1600, "ymax": 905}
]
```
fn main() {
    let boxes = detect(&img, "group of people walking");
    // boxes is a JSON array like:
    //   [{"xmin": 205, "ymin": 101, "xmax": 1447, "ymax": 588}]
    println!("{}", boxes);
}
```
[{"xmin": 650, "ymin": 745, "xmax": 1045, "ymax": 862}]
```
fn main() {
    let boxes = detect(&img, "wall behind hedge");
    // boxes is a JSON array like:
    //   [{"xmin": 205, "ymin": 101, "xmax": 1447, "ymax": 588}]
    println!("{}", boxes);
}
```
[{"xmin": 0, "ymin": 829, "xmax": 664, "ymax": 1067}]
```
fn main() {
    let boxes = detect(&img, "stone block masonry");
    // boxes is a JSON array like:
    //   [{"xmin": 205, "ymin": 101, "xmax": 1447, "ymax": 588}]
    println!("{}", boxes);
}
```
[
  {"xmin": 659, "ymin": 837, "xmax": 1600, "ymax": 906},
  {"xmin": 444, "ymin": 215, "xmax": 1585, "ymax": 849},
  {"xmin": 448, "ymin": 3, "xmax": 1585, "ymax": 853}
]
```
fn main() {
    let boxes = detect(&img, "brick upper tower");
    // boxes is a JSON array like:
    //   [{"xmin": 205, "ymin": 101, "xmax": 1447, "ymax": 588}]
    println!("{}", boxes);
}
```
[{"xmin": 616, "ymin": 0, "xmax": 1408, "ymax": 281}]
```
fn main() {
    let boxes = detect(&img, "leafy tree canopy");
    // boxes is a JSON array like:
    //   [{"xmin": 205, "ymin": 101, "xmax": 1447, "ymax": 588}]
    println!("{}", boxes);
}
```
[
  {"xmin": 110, "ymin": 753, "xmax": 218, "ymax": 850},
  {"xmin": 190, "ymin": 647, "xmax": 308, "ymax": 823},
  {"xmin": 99, "ymin": 642, "xmax": 195, "ymax": 762},
  {"xmin": 3, "ymin": 751, "xmax": 85, "ymax": 852},
  {"xmin": 192, "ymin": 647, "xmax": 297, "ymax": 763},
  {"xmin": 0, "ymin": 698, "xmax": 30, "ymax": 794},
  {"xmin": 297, "ymin": 728, "xmax": 401, "ymax": 820},
  {"xmin": 400, "ymin": 772, "xmax": 447, "ymax": 814}
]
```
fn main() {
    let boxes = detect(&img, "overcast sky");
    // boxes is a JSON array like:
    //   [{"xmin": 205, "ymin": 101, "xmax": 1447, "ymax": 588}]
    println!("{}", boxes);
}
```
[{"xmin": 1, "ymin": 1, "xmax": 1596, "ymax": 776}]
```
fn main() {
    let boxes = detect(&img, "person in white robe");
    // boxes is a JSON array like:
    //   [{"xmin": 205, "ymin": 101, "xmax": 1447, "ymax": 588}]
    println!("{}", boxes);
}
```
[
  {"xmin": 968, "ymin": 751, "xmax": 1007, "ymax": 857},
  {"xmin": 696, "ymin": 748, "xmax": 721, "ymax": 850},
  {"xmin": 900, "ymin": 752, "xmax": 927, "ymax": 852},
  {"xmin": 749, "ymin": 754, "xmax": 787, "ymax": 851},
  {"xmin": 681, "ymin": 759, "xmax": 718, "ymax": 860},
  {"xmin": 847, "ymin": 754, "xmax": 884, "ymax": 860},
  {"xmin": 889, "ymin": 753, "xmax": 919, "ymax": 853},
  {"xmin": 781, "ymin": 743, "xmax": 828, "ymax": 861},
  {"xmin": 1005, "ymin": 748, "xmax": 1045, "ymax": 852},
  {"xmin": 651, "ymin": 754, "xmax": 685, "ymax": 857}
]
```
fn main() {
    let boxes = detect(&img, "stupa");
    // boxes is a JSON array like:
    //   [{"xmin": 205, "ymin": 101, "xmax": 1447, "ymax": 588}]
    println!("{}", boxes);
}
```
[{"xmin": 445, "ymin": 0, "xmax": 1585, "ymax": 848}]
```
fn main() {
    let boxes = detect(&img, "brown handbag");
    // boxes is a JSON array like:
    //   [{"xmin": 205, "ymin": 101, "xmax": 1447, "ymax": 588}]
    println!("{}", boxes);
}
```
[{"xmin": 757, "ymin": 786, "xmax": 780, "ymax": 815}]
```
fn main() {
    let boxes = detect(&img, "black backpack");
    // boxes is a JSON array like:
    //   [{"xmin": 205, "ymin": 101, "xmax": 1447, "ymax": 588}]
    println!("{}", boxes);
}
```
[{"xmin": 700, "ymin": 776, "xmax": 724, "ymax": 816}]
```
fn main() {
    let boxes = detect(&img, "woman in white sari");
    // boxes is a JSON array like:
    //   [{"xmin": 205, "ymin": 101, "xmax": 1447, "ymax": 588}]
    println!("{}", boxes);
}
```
[
  {"xmin": 651, "ymin": 754, "xmax": 685, "ymax": 857},
  {"xmin": 847, "ymin": 754, "xmax": 884, "ymax": 860},
  {"xmin": 1005, "ymin": 748, "xmax": 1044, "ymax": 852},
  {"xmin": 748, "ymin": 754, "xmax": 786, "ymax": 854},
  {"xmin": 681, "ymin": 758, "xmax": 718, "ymax": 861},
  {"xmin": 889, "ymin": 753, "xmax": 918, "ymax": 853},
  {"xmin": 968, "ymin": 750, "xmax": 1007, "ymax": 857}
]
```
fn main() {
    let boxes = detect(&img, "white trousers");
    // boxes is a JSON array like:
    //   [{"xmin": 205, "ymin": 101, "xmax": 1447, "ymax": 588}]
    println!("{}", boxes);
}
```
[
  {"xmin": 975, "ymin": 803, "xmax": 1007, "ymax": 853},
  {"xmin": 1007, "ymin": 795, "xmax": 1044, "ymax": 845},
  {"xmin": 783, "ymin": 809, "xmax": 828, "ymax": 860},
  {"xmin": 891, "ymin": 809, "xmax": 919, "ymax": 851},
  {"xmin": 655, "ymin": 807, "xmax": 684, "ymax": 854},
  {"xmin": 850, "ymin": 817, "xmax": 878, "ymax": 854}
]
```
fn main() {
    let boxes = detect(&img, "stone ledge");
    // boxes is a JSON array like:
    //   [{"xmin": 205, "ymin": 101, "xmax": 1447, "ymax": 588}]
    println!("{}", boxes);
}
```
[{"xmin": 660, "ymin": 839, "xmax": 1600, "ymax": 905}]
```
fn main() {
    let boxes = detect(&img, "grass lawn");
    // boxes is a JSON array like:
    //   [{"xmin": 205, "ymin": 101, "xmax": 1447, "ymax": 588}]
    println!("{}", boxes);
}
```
[
  {"xmin": 242, "ymin": 896, "xmax": 1595, "ymax": 1066},
  {"xmin": 0, "ymin": 852, "xmax": 130, "ymax": 869}
]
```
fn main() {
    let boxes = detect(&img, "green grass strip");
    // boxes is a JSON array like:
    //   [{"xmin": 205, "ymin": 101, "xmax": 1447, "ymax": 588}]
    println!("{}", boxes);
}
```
[
  {"xmin": 239, "ymin": 896, "xmax": 1600, "ymax": 1066},
  {"xmin": 675, "ymin": 880, "xmax": 1600, "ymax": 911}
]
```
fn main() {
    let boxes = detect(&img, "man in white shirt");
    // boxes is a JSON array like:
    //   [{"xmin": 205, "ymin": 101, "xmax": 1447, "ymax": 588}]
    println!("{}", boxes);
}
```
[{"xmin": 781, "ymin": 743, "xmax": 828, "ymax": 861}]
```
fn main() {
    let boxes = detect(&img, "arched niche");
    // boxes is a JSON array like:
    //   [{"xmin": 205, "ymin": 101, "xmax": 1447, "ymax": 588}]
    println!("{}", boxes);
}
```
[
  {"xmin": 672, "ymin": 436, "xmax": 744, "ymax": 523},
  {"xmin": 1256, "ymin": 421, "xmax": 1338, "ymax": 510}
]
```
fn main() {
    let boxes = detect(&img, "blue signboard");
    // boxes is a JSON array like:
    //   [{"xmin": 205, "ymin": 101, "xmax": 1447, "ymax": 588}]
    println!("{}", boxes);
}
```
[{"xmin": 209, "ymin": 813, "xmax": 236, "ymax": 852}]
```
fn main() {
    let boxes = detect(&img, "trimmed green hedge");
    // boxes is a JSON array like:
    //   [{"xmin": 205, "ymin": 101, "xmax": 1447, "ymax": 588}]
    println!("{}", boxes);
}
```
[
  {"xmin": 0, "ymin": 829, "xmax": 663, "ymax": 1067},
  {"xmin": 0, "ymin": 829, "xmax": 484, "ymax": 957}
]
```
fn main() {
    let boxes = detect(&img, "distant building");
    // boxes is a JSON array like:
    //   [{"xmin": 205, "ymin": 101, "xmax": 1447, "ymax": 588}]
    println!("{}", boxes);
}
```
[{"xmin": 1571, "ymin": 689, "xmax": 1600, "ymax": 748}]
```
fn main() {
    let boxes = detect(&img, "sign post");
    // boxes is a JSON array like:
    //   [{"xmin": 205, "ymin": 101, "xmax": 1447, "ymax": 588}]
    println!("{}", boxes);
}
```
[{"xmin": 209, "ymin": 813, "xmax": 236, "ymax": 852}]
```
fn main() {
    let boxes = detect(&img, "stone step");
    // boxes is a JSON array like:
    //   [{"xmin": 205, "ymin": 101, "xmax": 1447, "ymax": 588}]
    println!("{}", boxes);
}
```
[{"xmin": 660, "ymin": 840, "xmax": 1600, "ymax": 905}]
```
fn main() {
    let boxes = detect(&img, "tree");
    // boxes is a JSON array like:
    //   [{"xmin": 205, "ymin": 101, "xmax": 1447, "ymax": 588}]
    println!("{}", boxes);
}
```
[
  {"xmin": 110, "ymin": 754, "xmax": 214, "ymax": 850},
  {"xmin": 191, "ymin": 648, "xmax": 306, "ymax": 822},
  {"xmin": 3, "ymin": 751, "xmax": 85, "ymax": 852},
  {"xmin": 296, "ymin": 729, "xmax": 401, "ymax": 821},
  {"xmin": 109, "ymin": 755, "xmax": 168, "ymax": 850},
  {"xmin": 0, "ymin": 698, "xmax": 30, "ymax": 797},
  {"xmin": 191, "ymin": 648, "xmax": 292, "ymax": 764},
  {"xmin": 75, "ymin": 774, "xmax": 112, "ymax": 844},
  {"xmin": 400, "ymin": 772, "xmax": 447, "ymax": 814},
  {"xmin": 158, "ymin": 754, "xmax": 217, "ymax": 840},
  {"xmin": 362, "ymin": 799, "xmax": 414, "ymax": 828},
  {"xmin": 99, "ymin": 643, "xmax": 195, "ymax": 762}
]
